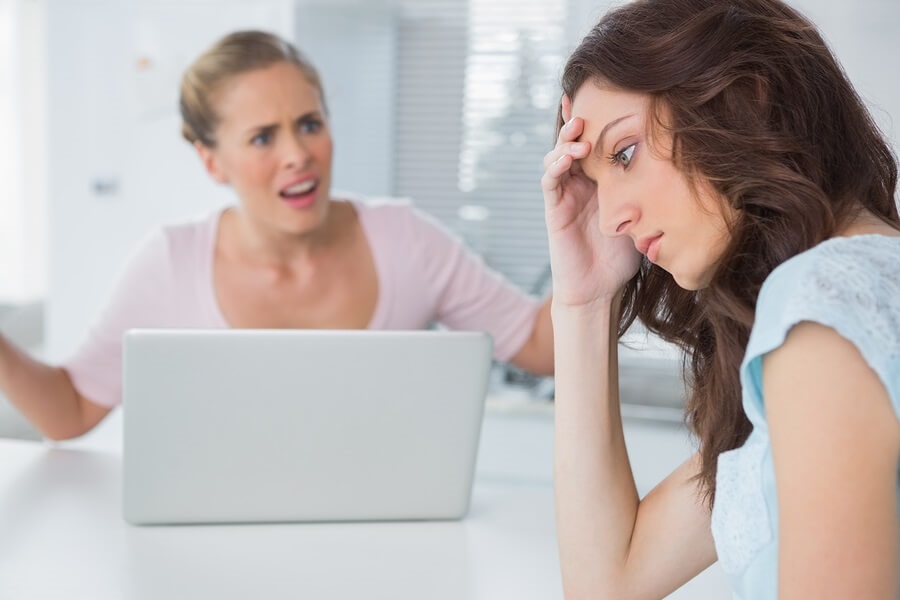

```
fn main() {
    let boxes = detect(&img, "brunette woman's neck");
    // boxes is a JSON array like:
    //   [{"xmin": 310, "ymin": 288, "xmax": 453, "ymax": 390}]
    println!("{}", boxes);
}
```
[{"xmin": 836, "ymin": 208, "xmax": 900, "ymax": 239}]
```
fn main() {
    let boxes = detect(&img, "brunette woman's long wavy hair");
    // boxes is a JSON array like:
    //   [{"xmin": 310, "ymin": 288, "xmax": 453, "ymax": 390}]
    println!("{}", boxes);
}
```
[{"xmin": 560, "ymin": 0, "xmax": 899, "ymax": 504}]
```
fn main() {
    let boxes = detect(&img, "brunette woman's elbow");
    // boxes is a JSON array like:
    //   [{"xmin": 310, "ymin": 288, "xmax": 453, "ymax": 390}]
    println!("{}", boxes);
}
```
[
  {"xmin": 562, "ymin": 566, "xmax": 650, "ymax": 600},
  {"xmin": 563, "ymin": 582, "xmax": 630, "ymax": 600}
]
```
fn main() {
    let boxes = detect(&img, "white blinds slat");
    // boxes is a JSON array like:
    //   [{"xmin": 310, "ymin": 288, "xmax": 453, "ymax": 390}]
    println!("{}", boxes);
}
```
[{"xmin": 393, "ymin": 0, "xmax": 567, "ymax": 291}]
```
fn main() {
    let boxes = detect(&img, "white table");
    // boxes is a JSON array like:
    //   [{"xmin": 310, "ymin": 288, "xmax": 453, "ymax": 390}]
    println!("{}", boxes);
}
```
[
  {"xmin": 0, "ymin": 437, "xmax": 562, "ymax": 600},
  {"xmin": 1, "ymin": 403, "xmax": 730, "ymax": 599}
]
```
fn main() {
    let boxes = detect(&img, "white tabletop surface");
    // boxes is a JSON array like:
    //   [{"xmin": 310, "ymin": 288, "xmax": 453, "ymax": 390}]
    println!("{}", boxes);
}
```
[
  {"xmin": 0, "ymin": 402, "xmax": 730, "ymax": 600},
  {"xmin": 0, "ymin": 433, "xmax": 561, "ymax": 600}
]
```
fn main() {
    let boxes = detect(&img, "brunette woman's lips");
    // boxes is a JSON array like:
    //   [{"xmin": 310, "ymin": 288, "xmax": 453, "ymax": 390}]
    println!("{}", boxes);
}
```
[
  {"xmin": 635, "ymin": 233, "xmax": 663, "ymax": 263},
  {"xmin": 646, "ymin": 235, "xmax": 662, "ymax": 263}
]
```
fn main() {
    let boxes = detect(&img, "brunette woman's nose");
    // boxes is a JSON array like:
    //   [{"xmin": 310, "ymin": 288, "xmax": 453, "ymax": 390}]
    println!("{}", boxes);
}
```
[{"xmin": 597, "ymin": 194, "xmax": 640, "ymax": 237}]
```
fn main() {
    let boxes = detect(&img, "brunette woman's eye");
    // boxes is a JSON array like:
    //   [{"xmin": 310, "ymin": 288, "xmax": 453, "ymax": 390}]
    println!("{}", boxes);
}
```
[{"xmin": 608, "ymin": 143, "xmax": 636, "ymax": 169}]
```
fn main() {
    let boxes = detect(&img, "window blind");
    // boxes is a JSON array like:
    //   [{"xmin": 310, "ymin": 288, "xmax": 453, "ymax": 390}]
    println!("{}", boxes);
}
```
[{"xmin": 392, "ymin": 0, "xmax": 568, "ymax": 293}]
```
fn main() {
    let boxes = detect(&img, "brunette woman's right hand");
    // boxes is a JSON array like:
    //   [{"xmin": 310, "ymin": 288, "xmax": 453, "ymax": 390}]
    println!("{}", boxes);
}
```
[{"xmin": 541, "ymin": 95, "xmax": 642, "ymax": 311}]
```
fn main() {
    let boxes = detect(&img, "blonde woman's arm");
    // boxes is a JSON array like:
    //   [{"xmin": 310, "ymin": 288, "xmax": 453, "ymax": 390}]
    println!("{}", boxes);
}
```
[
  {"xmin": 0, "ymin": 334, "xmax": 110, "ymax": 440},
  {"xmin": 510, "ymin": 295, "xmax": 555, "ymax": 376}
]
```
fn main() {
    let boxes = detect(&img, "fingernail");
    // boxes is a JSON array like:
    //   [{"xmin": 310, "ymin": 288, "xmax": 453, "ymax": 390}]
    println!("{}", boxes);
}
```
[{"xmin": 572, "ymin": 142, "xmax": 588, "ymax": 152}]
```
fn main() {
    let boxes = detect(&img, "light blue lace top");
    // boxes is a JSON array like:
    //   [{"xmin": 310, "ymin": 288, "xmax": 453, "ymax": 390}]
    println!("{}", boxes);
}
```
[{"xmin": 709, "ymin": 234, "xmax": 900, "ymax": 599}]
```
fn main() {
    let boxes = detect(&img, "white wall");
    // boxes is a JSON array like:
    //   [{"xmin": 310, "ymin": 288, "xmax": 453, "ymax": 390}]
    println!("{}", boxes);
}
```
[
  {"xmin": 0, "ymin": 0, "xmax": 45, "ymax": 303},
  {"xmin": 0, "ymin": 1, "xmax": 20, "ymax": 300},
  {"xmin": 796, "ymin": 1, "xmax": 900, "ymax": 147},
  {"xmin": 295, "ymin": 1, "xmax": 396, "ymax": 197}
]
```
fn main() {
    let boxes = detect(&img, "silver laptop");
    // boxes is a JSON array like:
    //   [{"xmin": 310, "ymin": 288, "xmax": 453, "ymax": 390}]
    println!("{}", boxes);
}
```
[{"xmin": 122, "ymin": 329, "xmax": 492, "ymax": 525}]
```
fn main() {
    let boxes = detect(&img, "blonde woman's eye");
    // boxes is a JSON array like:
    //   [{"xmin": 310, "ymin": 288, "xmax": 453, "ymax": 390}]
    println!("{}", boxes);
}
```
[
  {"xmin": 608, "ymin": 143, "xmax": 636, "ymax": 169},
  {"xmin": 251, "ymin": 131, "xmax": 272, "ymax": 146},
  {"xmin": 299, "ymin": 118, "xmax": 323, "ymax": 134}
]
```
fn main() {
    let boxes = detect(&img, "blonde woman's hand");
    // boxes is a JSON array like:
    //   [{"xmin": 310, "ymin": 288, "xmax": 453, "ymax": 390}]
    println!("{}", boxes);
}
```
[{"xmin": 541, "ymin": 96, "xmax": 642, "ymax": 311}]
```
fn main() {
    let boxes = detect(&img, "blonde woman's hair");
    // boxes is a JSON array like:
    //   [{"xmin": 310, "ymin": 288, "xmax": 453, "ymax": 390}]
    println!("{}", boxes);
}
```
[{"xmin": 179, "ymin": 30, "xmax": 325, "ymax": 147}]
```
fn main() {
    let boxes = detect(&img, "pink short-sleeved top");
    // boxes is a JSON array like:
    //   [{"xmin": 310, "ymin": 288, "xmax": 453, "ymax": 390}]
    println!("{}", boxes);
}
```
[{"xmin": 65, "ymin": 198, "xmax": 541, "ymax": 408}]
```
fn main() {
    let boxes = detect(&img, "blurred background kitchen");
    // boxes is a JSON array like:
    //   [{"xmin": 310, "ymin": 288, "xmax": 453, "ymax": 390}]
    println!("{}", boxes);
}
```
[{"xmin": 1, "ymin": 1, "xmax": 897, "ymax": 596}]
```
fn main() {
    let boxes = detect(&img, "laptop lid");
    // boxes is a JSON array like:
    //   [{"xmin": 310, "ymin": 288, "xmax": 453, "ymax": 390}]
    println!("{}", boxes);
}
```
[{"xmin": 122, "ymin": 329, "xmax": 492, "ymax": 525}]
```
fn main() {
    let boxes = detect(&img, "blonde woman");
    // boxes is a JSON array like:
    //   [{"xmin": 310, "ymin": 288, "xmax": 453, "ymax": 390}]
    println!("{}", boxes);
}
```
[{"xmin": 1, "ymin": 31, "xmax": 553, "ymax": 440}]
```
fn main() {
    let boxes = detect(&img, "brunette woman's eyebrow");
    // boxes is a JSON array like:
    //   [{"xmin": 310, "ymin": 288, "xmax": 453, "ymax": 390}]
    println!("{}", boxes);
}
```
[{"xmin": 590, "ymin": 113, "xmax": 636, "ymax": 154}]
